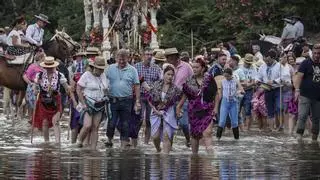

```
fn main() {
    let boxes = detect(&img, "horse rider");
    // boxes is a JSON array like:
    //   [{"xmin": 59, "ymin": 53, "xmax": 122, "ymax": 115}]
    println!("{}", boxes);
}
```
[
  {"xmin": 280, "ymin": 18, "xmax": 298, "ymax": 48},
  {"xmin": 25, "ymin": 14, "xmax": 50, "ymax": 49},
  {"xmin": 291, "ymin": 15, "xmax": 304, "ymax": 39}
]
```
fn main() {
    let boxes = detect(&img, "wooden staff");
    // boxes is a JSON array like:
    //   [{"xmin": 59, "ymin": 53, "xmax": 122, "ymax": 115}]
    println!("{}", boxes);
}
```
[{"xmin": 31, "ymin": 93, "xmax": 39, "ymax": 144}]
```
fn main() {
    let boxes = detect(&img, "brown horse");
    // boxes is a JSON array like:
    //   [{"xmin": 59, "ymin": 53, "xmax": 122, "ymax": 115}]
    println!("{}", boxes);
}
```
[{"xmin": 0, "ymin": 31, "xmax": 80, "ymax": 117}]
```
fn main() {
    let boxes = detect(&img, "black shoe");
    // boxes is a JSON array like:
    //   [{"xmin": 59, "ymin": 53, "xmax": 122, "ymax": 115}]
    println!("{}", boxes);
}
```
[
  {"xmin": 216, "ymin": 127, "xmax": 223, "ymax": 139},
  {"xmin": 232, "ymin": 127, "xmax": 239, "ymax": 140}
]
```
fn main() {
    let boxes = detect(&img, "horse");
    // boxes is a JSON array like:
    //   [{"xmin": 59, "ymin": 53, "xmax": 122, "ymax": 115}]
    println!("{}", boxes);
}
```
[
  {"xmin": 0, "ymin": 30, "xmax": 80, "ymax": 119},
  {"xmin": 258, "ymin": 34, "xmax": 305, "ymax": 57}
]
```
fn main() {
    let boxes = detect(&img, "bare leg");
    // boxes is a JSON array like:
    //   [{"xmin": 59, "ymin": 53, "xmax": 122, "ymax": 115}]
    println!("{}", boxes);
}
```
[
  {"xmin": 52, "ymin": 112, "xmax": 61, "ymax": 144},
  {"xmin": 191, "ymin": 138, "xmax": 199, "ymax": 155},
  {"xmin": 163, "ymin": 132, "xmax": 172, "ymax": 154},
  {"xmin": 77, "ymin": 113, "xmax": 93, "ymax": 146},
  {"xmin": 90, "ymin": 112, "xmax": 102, "ymax": 150},
  {"xmin": 43, "ymin": 119, "xmax": 49, "ymax": 142},
  {"xmin": 131, "ymin": 138, "xmax": 138, "ymax": 148},
  {"xmin": 71, "ymin": 128, "xmax": 79, "ymax": 144},
  {"xmin": 288, "ymin": 114, "xmax": 296, "ymax": 135},
  {"xmin": 203, "ymin": 121, "xmax": 213, "ymax": 154},
  {"xmin": 152, "ymin": 129, "xmax": 161, "ymax": 152},
  {"xmin": 246, "ymin": 116, "xmax": 252, "ymax": 131}
]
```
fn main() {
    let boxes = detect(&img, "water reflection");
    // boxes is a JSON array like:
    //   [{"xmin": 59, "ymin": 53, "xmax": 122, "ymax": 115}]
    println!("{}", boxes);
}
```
[{"xmin": 0, "ymin": 131, "xmax": 319, "ymax": 179}]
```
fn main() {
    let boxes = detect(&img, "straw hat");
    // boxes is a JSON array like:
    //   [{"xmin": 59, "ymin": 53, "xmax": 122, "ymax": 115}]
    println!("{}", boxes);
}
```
[
  {"xmin": 242, "ymin": 53, "xmax": 255, "ymax": 64},
  {"xmin": 34, "ymin": 13, "xmax": 50, "ymax": 24},
  {"xmin": 86, "ymin": 47, "xmax": 100, "ymax": 55},
  {"xmin": 154, "ymin": 51, "xmax": 166, "ymax": 62},
  {"xmin": 89, "ymin": 56, "xmax": 107, "ymax": 70},
  {"xmin": 164, "ymin": 48, "xmax": 179, "ymax": 56},
  {"xmin": 40, "ymin": 56, "xmax": 59, "ymax": 68},
  {"xmin": 73, "ymin": 51, "xmax": 87, "ymax": 57},
  {"xmin": 0, "ymin": 28, "xmax": 5, "ymax": 33}
]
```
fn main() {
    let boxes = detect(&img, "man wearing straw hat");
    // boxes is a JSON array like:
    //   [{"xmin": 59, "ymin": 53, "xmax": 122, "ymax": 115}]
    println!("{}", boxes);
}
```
[
  {"xmin": 239, "ymin": 54, "xmax": 258, "ymax": 131},
  {"xmin": 165, "ymin": 47, "xmax": 193, "ymax": 147},
  {"xmin": 154, "ymin": 50, "xmax": 166, "ymax": 68},
  {"xmin": 26, "ymin": 13, "xmax": 50, "ymax": 47}
]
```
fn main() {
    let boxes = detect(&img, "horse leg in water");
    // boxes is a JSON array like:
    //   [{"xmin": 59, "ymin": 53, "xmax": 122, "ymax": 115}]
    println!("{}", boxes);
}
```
[
  {"xmin": 16, "ymin": 91, "xmax": 26, "ymax": 120},
  {"xmin": 3, "ymin": 87, "xmax": 12, "ymax": 119}
]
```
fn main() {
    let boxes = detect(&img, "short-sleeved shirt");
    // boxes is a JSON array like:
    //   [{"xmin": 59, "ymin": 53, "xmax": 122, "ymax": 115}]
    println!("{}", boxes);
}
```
[
  {"xmin": 233, "ymin": 67, "xmax": 246, "ymax": 82},
  {"xmin": 240, "ymin": 66, "xmax": 257, "ymax": 81},
  {"xmin": 106, "ymin": 63, "xmax": 140, "ymax": 97},
  {"xmin": 135, "ymin": 62, "xmax": 162, "ymax": 94},
  {"xmin": 24, "ymin": 63, "xmax": 43, "ymax": 82},
  {"xmin": 78, "ymin": 71, "xmax": 109, "ymax": 101},
  {"xmin": 173, "ymin": 61, "xmax": 194, "ymax": 90},
  {"xmin": 7, "ymin": 30, "xmax": 24, "ymax": 46},
  {"xmin": 298, "ymin": 58, "xmax": 320, "ymax": 100}
]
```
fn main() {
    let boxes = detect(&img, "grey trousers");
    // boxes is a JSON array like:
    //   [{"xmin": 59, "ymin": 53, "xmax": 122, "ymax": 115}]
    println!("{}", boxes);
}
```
[{"xmin": 296, "ymin": 96, "xmax": 320, "ymax": 135}]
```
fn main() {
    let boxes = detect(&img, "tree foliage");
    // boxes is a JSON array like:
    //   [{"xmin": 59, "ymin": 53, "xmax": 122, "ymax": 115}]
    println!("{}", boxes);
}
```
[
  {"xmin": 0, "ymin": 0, "xmax": 85, "ymax": 41},
  {"xmin": 158, "ymin": 0, "xmax": 320, "ymax": 52}
]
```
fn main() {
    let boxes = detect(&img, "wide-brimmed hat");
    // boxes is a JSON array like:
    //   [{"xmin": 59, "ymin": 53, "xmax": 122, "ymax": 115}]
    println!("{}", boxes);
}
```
[
  {"xmin": 164, "ymin": 48, "xmax": 179, "ymax": 56},
  {"xmin": 291, "ymin": 15, "xmax": 302, "ymax": 21},
  {"xmin": 0, "ymin": 28, "xmax": 4, "ymax": 33},
  {"xmin": 86, "ymin": 47, "xmax": 100, "ymax": 55},
  {"xmin": 40, "ymin": 56, "xmax": 59, "ymax": 68},
  {"xmin": 154, "ymin": 51, "xmax": 166, "ymax": 62},
  {"xmin": 89, "ymin": 56, "xmax": 107, "ymax": 70},
  {"xmin": 73, "ymin": 51, "xmax": 87, "ymax": 57},
  {"xmin": 242, "ymin": 53, "xmax": 255, "ymax": 64},
  {"xmin": 34, "ymin": 14, "xmax": 50, "ymax": 24},
  {"xmin": 283, "ymin": 18, "xmax": 294, "ymax": 24}
]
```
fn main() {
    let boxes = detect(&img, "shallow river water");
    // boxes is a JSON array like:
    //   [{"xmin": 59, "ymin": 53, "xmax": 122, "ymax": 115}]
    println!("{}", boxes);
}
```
[{"xmin": 0, "ymin": 113, "xmax": 319, "ymax": 179}]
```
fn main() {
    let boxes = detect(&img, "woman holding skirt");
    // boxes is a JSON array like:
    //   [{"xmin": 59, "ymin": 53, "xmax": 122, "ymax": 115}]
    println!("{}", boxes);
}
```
[{"xmin": 146, "ymin": 65, "xmax": 182, "ymax": 153}]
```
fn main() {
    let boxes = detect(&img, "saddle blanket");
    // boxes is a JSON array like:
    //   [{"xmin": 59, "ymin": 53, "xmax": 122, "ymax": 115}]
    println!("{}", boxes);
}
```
[{"xmin": 6, "ymin": 53, "xmax": 31, "ymax": 65}]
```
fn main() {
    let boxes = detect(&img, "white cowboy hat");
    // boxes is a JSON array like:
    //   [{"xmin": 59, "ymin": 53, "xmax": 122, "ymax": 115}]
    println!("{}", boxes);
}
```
[
  {"xmin": 154, "ymin": 51, "xmax": 166, "ymax": 62},
  {"xmin": 40, "ymin": 56, "xmax": 59, "ymax": 68},
  {"xmin": 89, "ymin": 56, "xmax": 107, "ymax": 70},
  {"xmin": 34, "ymin": 14, "xmax": 50, "ymax": 24},
  {"xmin": 164, "ymin": 48, "xmax": 179, "ymax": 56}
]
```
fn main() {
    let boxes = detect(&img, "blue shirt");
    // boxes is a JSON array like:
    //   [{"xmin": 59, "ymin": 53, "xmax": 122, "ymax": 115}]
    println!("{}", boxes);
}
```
[{"xmin": 106, "ymin": 63, "xmax": 140, "ymax": 97}]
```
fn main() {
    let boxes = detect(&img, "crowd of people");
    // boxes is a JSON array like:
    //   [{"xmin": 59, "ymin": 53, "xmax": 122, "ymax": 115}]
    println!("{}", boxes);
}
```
[{"xmin": 1, "ymin": 14, "xmax": 320, "ymax": 155}]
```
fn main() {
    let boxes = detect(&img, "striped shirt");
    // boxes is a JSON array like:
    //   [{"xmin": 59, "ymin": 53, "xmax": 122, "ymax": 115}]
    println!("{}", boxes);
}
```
[{"xmin": 222, "ymin": 79, "xmax": 238, "ymax": 101}]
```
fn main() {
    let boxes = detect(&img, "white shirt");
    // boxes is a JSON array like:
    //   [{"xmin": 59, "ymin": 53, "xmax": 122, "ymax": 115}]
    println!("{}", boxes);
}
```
[
  {"xmin": 254, "ymin": 51, "xmax": 264, "ymax": 62},
  {"xmin": 240, "ymin": 66, "xmax": 257, "ymax": 81},
  {"xmin": 0, "ymin": 34, "xmax": 7, "ymax": 45},
  {"xmin": 26, "ymin": 23, "xmax": 44, "ymax": 45},
  {"xmin": 281, "ymin": 24, "xmax": 298, "ymax": 40},
  {"xmin": 256, "ymin": 62, "xmax": 281, "ymax": 83},
  {"xmin": 7, "ymin": 30, "xmax": 24, "ymax": 46},
  {"xmin": 78, "ymin": 71, "xmax": 109, "ymax": 101},
  {"xmin": 280, "ymin": 63, "xmax": 292, "ymax": 84},
  {"xmin": 294, "ymin": 21, "xmax": 304, "ymax": 38}
]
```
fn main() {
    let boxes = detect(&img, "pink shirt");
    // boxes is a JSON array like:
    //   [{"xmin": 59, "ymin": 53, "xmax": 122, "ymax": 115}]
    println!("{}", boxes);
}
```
[
  {"xmin": 174, "ymin": 61, "xmax": 194, "ymax": 89},
  {"xmin": 24, "ymin": 63, "xmax": 43, "ymax": 82}
]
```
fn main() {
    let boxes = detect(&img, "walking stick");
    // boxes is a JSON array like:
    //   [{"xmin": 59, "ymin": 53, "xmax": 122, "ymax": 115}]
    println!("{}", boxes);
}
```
[
  {"xmin": 279, "ymin": 63, "xmax": 283, "ymax": 131},
  {"xmin": 31, "ymin": 93, "xmax": 39, "ymax": 144},
  {"xmin": 67, "ymin": 103, "xmax": 71, "ymax": 141}
]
